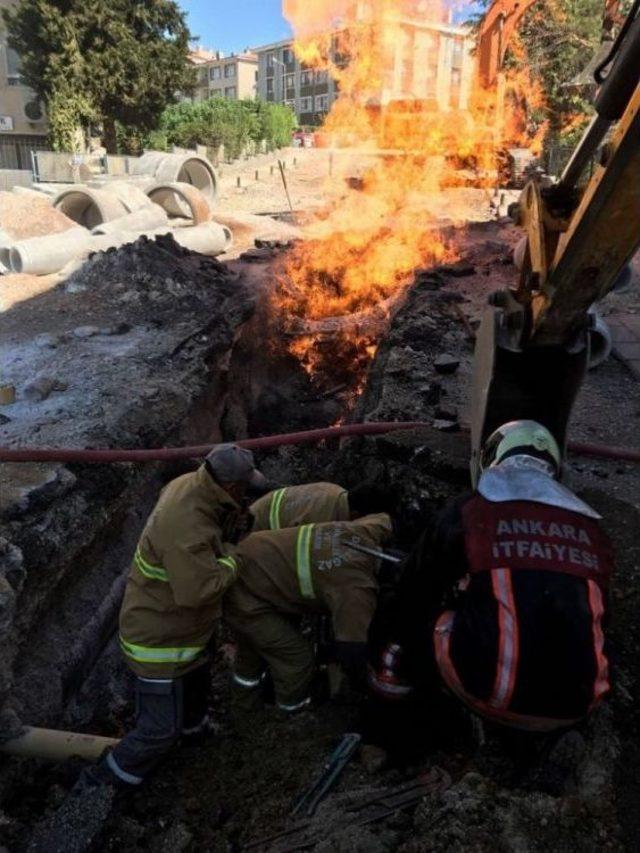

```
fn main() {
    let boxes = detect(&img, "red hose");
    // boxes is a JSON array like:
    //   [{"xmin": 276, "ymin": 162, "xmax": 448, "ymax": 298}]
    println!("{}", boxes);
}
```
[
  {"xmin": 0, "ymin": 422, "xmax": 428, "ymax": 463},
  {"xmin": 0, "ymin": 423, "xmax": 638, "ymax": 464}
]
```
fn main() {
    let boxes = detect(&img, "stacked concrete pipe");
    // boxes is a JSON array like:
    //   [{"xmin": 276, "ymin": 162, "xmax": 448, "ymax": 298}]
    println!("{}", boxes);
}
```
[
  {"xmin": 52, "ymin": 182, "xmax": 152, "ymax": 229},
  {"xmin": 92, "ymin": 205, "xmax": 169, "ymax": 236},
  {"xmin": 7, "ymin": 229, "xmax": 129, "ymax": 276},
  {"xmin": 130, "ymin": 151, "xmax": 218, "ymax": 206},
  {"xmin": 145, "ymin": 181, "xmax": 212, "ymax": 224}
]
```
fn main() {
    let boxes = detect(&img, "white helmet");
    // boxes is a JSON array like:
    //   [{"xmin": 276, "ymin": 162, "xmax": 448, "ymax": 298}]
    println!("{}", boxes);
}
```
[{"xmin": 481, "ymin": 420, "xmax": 561, "ymax": 475}]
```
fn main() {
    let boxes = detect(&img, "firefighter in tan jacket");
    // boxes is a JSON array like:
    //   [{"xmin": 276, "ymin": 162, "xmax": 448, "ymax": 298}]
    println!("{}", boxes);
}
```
[
  {"xmin": 250, "ymin": 481, "xmax": 393, "ymax": 532},
  {"xmin": 225, "ymin": 513, "xmax": 393, "ymax": 712},
  {"xmin": 85, "ymin": 444, "xmax": 265, "ymax": 789}
]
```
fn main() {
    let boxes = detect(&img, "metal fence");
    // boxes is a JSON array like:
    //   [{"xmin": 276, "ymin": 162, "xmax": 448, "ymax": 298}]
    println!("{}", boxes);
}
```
[
  {"xmin": 0, "ymin": 134, "xmax": 49, "ymax": 170},
  {"xmin": 0, "ymin": 169, "xmax": 32, "ymax": 191}
]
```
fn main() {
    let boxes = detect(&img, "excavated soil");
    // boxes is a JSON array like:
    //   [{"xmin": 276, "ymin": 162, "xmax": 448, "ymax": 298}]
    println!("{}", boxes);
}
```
[{"xmin": 0, "ymin": 220, "xmax": 638, "ymax": 851}]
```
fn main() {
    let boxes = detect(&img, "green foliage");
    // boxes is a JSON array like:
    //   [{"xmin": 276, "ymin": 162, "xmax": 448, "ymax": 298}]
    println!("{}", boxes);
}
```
[
  {"xmin": 153, "ymin": 98, "xmax": 297, "ymax": 160},
  {"xmin": 47, "ymin": 87, "xmax": 96, "ymax": 152},
  {"xmin": 2, "ymin": 0, "xmax": 195, "ymax": 152},
  {"xmin": 515, "ymin": 0, "xmax": 605, "ymax": 132}
]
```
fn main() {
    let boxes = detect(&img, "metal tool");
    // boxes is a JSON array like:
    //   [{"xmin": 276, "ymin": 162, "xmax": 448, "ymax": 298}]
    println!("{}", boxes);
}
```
[
  {"xmin": 290, "ymin": 733, "xmax": 362, "ymax": 817},
  {"xmin": 345, "ymin": 541, "xmax": 403, "ymax": 564}
]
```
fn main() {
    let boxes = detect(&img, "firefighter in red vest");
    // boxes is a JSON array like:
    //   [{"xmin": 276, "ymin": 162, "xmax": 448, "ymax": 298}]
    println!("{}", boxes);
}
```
[{"xmin": 365, "ymin": 420, "xmax": 614, "ymax": 749}]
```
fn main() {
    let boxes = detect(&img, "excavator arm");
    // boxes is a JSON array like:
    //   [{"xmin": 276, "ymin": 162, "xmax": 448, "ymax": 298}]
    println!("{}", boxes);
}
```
[
  {"xmin": 478, "ymin": 0, "xmax": 626, "ymax": 86},
  {"xmin": 471, "ymin": 0, "xmax": 640, "ymax": 482}
]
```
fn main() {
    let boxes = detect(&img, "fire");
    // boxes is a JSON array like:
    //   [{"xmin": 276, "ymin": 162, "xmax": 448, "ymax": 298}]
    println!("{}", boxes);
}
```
[{"xmin": 278, "ymin": 0, "xmax": 547, "ymax": 388}]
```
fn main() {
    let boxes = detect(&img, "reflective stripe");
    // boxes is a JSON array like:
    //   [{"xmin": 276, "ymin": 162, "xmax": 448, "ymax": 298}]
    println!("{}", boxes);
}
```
[
  {"xmin": 490, "ymin": 568, "xmax": 520, "ymax": 709},
  {"xmin": 368, "ymin": 669, "xmax": 414, "ymax": 699},
  {"xmin": 587, "ymin": 579, "xmax": 610, "ymax": 704},
  {"xmin": 278, "ymin": 697, "xmax": 311, "ymax": 712},
  {"xmin": 433, "ymin": 610, "xmax": 580, "ymax": 733},
  {"xmin": 120, "ymin": 636, "xmax": 205, "ymax": 665},
  {"xmin": 233, "ymin": 673, "xmax": 263, "ymax": 689},
  {"xmin": 296, "ymin": 524, "xmax": 315, "ymax": 598},
  {"xmin": 218, "ymin": 555, "xmax": 238, "ymax": 575},
  {"xmin": 106, "ymin": 751, "xmax": 143, "ymax": 786},
  {"xmin": 134, "ymin": 549, "xmax": 169, "ymax": 582},
  {"xmin": 269, "ymin": 488, "xmax": 287, "ymax": 530}
]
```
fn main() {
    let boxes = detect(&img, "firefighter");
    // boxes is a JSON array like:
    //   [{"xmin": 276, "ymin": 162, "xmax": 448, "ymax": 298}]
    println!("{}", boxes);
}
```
[
  {"xmin": 365, "ymin": 420, "xmax": 614, "ymax": 753},
  {"xmin": 82, "ymin": 444, "xmax": 266, "ymax": 788},
  {"xmin": 225, "ymin": 513, "xmax": 393, "ymax": 712},
  {"xmin": 250, "ymin": 481, "xmax": 395, "ymax": 532}
]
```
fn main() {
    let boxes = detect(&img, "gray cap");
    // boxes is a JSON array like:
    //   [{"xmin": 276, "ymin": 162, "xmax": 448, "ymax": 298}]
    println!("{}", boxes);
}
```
[{"xmin": 206, "ymin": 443, "xmax": 266, "ymax": 488}]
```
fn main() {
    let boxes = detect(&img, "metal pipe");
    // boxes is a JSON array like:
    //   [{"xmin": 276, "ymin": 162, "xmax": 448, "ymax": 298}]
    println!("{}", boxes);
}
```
[{"xmin": 0, "ymin": 727, "xmax": 118, "ymax": 762}]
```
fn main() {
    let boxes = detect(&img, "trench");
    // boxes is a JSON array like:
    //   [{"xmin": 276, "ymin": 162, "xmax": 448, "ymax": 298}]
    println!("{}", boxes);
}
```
[{"xmin": 2, "ymin": 231, "xmax": 638, "ymax": 850}]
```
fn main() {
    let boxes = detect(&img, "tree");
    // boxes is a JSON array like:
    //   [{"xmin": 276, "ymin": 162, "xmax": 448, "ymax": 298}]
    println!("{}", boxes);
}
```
[{"xmin": 2, "ymin": 0, "xmax": 195, "ymax": 153}]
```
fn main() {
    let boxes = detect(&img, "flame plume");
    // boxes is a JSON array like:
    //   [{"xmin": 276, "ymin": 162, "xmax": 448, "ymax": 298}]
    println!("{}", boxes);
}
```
[{"xmin": 278, "ymin": 0, "xmax": 546, "ymax": 385}]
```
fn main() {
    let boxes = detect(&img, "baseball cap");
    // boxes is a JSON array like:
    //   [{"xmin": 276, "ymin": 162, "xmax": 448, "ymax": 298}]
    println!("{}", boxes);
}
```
[{"xmin": 206, "ymin": 444, "xmax": 267, "ymax": 489}]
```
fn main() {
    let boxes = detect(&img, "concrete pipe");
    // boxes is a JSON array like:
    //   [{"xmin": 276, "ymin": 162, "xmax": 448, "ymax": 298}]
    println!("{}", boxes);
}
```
[
  {"xmin": 146, "ymin": 182, "xmax": 212, "ymax": 224},
  {"xmin": 53, "ymin": 186, "xmax": 128, "ymax": 230},
  {"xmin": 131, "ymin": 152, "xmax": 218, "ymax": 205},
  {"xmin": 92, "ymin": 205, "xmax": 168, "ymax": 236},
  {"xmin": 170, "ymin": 221, "xmax": 233, "ymax": 256},
  {"xmin": 588, "ymin": 312, "xmax": 613, "ymax": 370},
  {"xmin": 88, "ymin": 180, "xmax": 153, "ymax": 214},
  {"xmin": 0, "ymin": 727, "xmax": 118, "ymax": 762},
  {"xmin": 9, "ymin": 227, "xmax": 96, "ymax": 276}
]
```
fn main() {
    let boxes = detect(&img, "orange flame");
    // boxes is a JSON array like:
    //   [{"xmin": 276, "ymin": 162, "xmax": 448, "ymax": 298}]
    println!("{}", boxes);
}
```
[{"xmin": 278, "ymin": 0, "xmax": 547, "ymax": 388}]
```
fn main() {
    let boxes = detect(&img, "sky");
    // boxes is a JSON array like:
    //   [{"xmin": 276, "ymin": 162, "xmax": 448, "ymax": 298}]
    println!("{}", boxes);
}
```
[
  {"xmin": 179, "ymin": 0, "xmax": 293, "ymax": 55},
  {"xmin": 178, "ymin": 0, "xmax": 480, "ymax": 55}
]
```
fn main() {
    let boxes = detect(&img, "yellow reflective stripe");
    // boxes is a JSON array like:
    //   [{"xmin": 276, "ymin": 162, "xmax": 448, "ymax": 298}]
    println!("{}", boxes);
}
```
[
  {"xmin": 135, "ymin": 549, "xmax": 169, "ymax": 582},
  {"xmin": 120, "ymin": 636, "xmax": 205, "ymax": 665},
  {"xmin": 296, "ymin": 524, "xmax": 315, "ymax": 599},
  {"xmin": 269, "ymin": 488, "xmax": 287, "ymax": 530},
  {"xmin": 218, "ymin": 555, "xmax": 238, "ymax": 575}
]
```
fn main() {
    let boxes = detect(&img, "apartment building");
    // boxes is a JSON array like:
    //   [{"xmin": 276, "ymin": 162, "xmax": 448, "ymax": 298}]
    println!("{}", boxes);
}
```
[
  {"xmin": 254, "ymin": 14, "xmax": 474, "ymax": 127},
  {"xmin": 188, "ymin": 48, "xmax": 258, "ymax": 102},
  {"xmin": 0, "ymin": 0, "xmax": 49, "ymax": 169}
]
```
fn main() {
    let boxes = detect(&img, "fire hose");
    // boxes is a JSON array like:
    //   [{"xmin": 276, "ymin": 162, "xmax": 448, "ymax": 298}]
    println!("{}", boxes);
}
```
[{"xmin": 0, "ymin": 422, "xmax": 638, "ymax": 464}]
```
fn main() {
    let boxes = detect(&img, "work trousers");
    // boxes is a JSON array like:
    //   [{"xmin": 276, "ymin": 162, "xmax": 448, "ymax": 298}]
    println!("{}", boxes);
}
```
[
  {"xmin": 225, "ymin": 584, "xmax": 314, "ymax": 711},
  {"xmin": 104, "ymin": 664, "xmax": 210, "ymax": 786}
]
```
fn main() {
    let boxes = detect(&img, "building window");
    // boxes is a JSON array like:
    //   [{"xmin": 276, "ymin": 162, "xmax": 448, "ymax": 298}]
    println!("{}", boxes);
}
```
[
  {"xmin": 299, "ymin": 96, "xmax": 313, "ymax": 113},
  {"xmin": 225, "ymin": 86, "xmax": 237, "ymax": 99},
  {"xmin": 451, "ymin": 39, "xmax": 464, "ymax": 69},
  {"xmin": 210, "ymin": 66, "xmax": 221, "ymax": 80},
  {"xmin": 315, "ymin": 94, "xmax": 329, "ymax": 112},
  {"xmin": 282, "ymin": 47, "xmax": 294, "ymax": 65},
  {"xmin": 224, "ymin": 64, "xmax": 235, "ymax": 78},
  {"xmin": 284, "ymin": 73, "xmax": 295, "ymax": 90},
  {"xmin": 315, "ymin": 70, "xmax": 328, "ymax": 84},
  {"xmin": 266, "ymin": 78, "xmax": 274, "ymax": 95},
  {"xmin": 266, "ymin": 52, "xmax": 275, "ymax": 73},
  {"xmin": 5, "ymin": 46, "xmax": 22, "ymax": 85},
  {"xmin": 450, "ymin": 69, "xmax": 462, "ymax": 109},
  {"xmin": 300, "ymin": 70, "xmax": 313, "ymax": 86}
]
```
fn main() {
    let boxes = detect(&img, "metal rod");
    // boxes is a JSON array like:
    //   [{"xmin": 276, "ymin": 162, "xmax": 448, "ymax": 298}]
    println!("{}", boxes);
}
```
[
  {"xmin": 278, "ymin": 159, "xmax": 294, "ymax": 213},
  {"xmin": 345, "ymin": 542, "xmax": 403, "ymax": 564},
  {"xmin": 559, "ymin": 114, "xmax": 611, "ymax": 189}
]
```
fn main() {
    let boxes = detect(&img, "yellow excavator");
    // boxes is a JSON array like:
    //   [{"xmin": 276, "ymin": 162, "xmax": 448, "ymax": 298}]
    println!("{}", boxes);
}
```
[{"xmin": 471, "ymin": 0, "xmax": 640, "ymax": 480}]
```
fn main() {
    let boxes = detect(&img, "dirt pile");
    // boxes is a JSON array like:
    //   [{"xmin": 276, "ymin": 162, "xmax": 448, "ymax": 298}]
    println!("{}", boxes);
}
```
[{"xmin": 0, "ymin": 192, "xmax": 76, "ymax": 242}]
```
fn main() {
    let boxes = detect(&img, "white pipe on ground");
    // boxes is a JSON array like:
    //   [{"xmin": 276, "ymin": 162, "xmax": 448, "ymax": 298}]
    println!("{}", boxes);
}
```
[
  {"xmin": 9, "ymin": 228, "xmax": 96, "ymax": 275},
  {"xmin": 92, "ymin": 205, "xmax": 168, "ymax": 236},
  {"xmin": 131, "ymin": 152, "xmax": 218, "ymax": 204},
  {"xmin": 146, "ymin": 182, "xmax": 211, "ymax": 224},
  {"xmin": 53, "ymin": 187, "xmax": 128, "ymax": 229},
  {"xmin": 0, "ymin": 727, "xmax": 119, "ymax": 762},
  {"xmin": 169, "ymin": 221, "xmax": 233, "ymax": 255}
]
